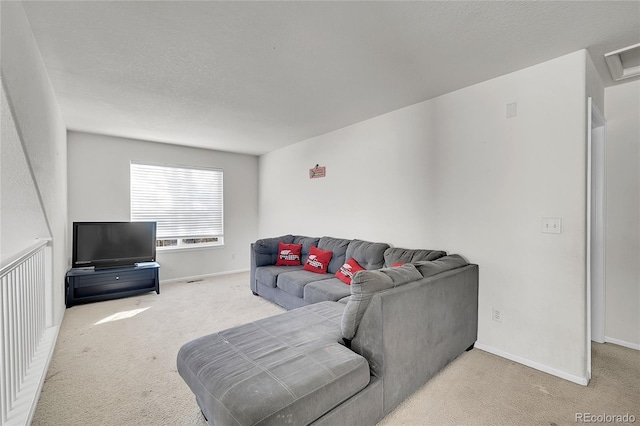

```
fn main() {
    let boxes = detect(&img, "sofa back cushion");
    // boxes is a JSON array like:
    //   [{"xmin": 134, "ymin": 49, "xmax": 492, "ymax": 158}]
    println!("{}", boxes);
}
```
[
  {"xmin": 341, "ymin": 264, "xmax": 423, "ymax": 340},
  {"xmin": 345, "ymin": 240, "xmax": 390, "ymax": 270},
  {"xmin": 318, "ymin": 237, "xmax": 351, "ymax": 274},
  {"xmin": 292, "ymin": 235, "xmax": 320, "ymax": 263},
  {"xmin": 253, "ymin": 235, "xmax": 319, "ymax": 266},
  {"xmin": 253, "ymin": 235, "xmax": 295, "ymax": 265},
  {"xmin": 383, "ymin": 247, "xmax": 446, "ymax": 267},
  {"xmin": 414, "ymin": 254, "xmax": 468, "ymax": 277}
]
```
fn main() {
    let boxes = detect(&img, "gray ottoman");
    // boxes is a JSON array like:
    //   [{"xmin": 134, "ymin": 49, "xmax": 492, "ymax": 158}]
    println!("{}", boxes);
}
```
[{"xmin": 177, "ymin": 302, "xmax": 370, "ymax": 426}]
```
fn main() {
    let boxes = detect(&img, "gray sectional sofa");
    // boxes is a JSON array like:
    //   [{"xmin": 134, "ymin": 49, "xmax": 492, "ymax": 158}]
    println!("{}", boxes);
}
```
[
  {"xmin": 178, "ymin": 235, "xmax": 479, "ymax": 426},
  {"xmin": 249, "ymin": 235, "xmax": 447, "ymax": 310}
]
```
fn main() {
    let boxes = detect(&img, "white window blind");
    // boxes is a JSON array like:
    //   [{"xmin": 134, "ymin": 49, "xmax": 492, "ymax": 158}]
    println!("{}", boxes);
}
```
[{"xmin": 130, "ymin": 162, "xmax": 223, "ymax": 240}]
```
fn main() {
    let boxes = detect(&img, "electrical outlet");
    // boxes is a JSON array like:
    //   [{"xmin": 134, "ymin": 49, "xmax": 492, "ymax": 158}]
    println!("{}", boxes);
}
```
[
  {"xmin": 492, "ymin": 308, "xmax": 502, "ymax": 323},
  {"xmin": 542, "ymin": 218, "xmax": 562, "ymax": 234},
  {"xmin": 231, "ymin": 253, "xmax": 236, "ymax": 260}
]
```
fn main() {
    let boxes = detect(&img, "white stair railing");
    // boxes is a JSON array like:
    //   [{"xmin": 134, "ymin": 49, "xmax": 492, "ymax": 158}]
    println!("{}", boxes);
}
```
[{"xmin": 1, "ymin": 239, "xmax": 58, "ymax": 426}]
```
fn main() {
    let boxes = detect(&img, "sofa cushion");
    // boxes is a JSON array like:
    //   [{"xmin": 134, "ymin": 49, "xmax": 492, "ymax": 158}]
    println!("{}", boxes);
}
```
[
  {"xmin": 304, "ymin": 278, "xmax": 352, "ymax": 304},
  {"xmin": 415, "ymin": 254, "xmax": 469, "ymax": 277},
  {"xmin": 304, "ymin": 246, "xmax": 333, "ymax": 274},
  {"xmin": 335, "ymin": 258, "xmax": 366, "ymax": 285},
  {"xmin": 292, "ymin": 235, "xmax": 320, "ymax": 263},
  {"xmin": 345, "ymin": 239, "xmax": 390, "ymax": 270},
  {"xmin": 277, "ymin": 270, "xmax": 333, "ymax": 298},
  {"xmin": 254, "ymin": 235, "xmax": 294, "ymax": 252},
  {"xmin": 383, "ymin": 247, "xmax": 447, "ymax": 267},
  {"xmin": 341, "ymin": 264, "xmax": 423, "ymax": 340},
  {"xmin": 253, "ymin": 235, "xmax": 295, "ymax": 266},
  {"xmin": 255, "ymin": 265, "xmax": 304, "ymax": 288},
  {"xmin": 275, "ymin": 242, "xmax": 302, "ymax": 266},
  {"xmin": 177, "ymin": 302, "xmax": 370, "ymax": 426},
  {"xmin": 318, "ymin": 236, "xmax": 351, "ymax": 274}
]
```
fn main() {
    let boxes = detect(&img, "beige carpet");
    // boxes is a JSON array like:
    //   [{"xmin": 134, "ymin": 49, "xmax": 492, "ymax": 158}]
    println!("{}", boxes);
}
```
[{"xmin": 33, "ymin": 272, "xmax": 639, "ymax": 426}]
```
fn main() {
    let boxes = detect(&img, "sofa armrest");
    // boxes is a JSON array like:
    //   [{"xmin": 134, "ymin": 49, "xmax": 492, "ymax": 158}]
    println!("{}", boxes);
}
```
[
  {"xmin": 351, "ymin": 264, "xmax": 478, "ymax": 414},
  {"xmin": 250, "ymin": 235, "xmax": 295, "ymax": 293}
]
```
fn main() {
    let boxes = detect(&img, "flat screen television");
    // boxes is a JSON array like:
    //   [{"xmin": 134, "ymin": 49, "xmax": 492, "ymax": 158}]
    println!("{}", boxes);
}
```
[{"xmin": 72, "ymin": 222, "xmax": 157, "ymax": 269}]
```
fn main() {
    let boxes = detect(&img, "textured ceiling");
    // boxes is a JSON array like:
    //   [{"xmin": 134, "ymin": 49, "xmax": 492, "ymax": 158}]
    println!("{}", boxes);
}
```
[{"xmin": 21, "ymin": 1, "xmax": 640, "ymax": 155}]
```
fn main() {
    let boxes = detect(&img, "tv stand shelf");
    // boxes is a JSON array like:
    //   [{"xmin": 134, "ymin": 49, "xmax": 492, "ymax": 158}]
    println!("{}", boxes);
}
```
[{"xmin": 65, "ymin": 262, "xmax": 160, "ymax": 308}]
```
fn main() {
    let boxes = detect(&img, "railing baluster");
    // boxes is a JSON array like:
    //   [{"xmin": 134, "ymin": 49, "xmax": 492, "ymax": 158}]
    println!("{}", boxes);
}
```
[
  {"xmin": 17, "ymin": 262, "xmax": 25, "ymax": 389},
  {"xmin": 8, "ymin": 269, "xmax": 16, "ymax": 410},
  {"xmin": 1, "ymin": 275, "xmax": 7, "ymax": 423}
]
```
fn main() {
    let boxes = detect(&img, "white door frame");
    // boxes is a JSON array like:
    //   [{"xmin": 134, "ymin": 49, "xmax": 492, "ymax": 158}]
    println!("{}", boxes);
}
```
[{"xmin": 587, "ymin": 97, "xmax": 607, "ymax": 380}]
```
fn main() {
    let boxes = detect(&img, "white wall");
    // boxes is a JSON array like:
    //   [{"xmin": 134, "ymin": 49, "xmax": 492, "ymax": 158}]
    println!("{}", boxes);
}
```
[
  {"xmin": 1, "ymin": 83, "xmax": 50, "ymax": 257},
  {"xmin": 604, "ymin": 80, "xmax": 640, "ymax": 348},
  {"xmin": 67, "ymin": 131, "xmax": 259, "ymax": 281},
  {"xmin": 260, "ymin": 50, "xmax": 590, "ymax": 382},
  {"xmin": 1, "ymin": 1, "xmax": 68, "ymax": 324}
]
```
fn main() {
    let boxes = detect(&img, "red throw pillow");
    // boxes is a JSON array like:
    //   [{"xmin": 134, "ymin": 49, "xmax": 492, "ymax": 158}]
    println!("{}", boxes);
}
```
[
  {"xmin": 335, "ymin": 258, "xmax": 365, "ymax": 285},
  {"xmin": 275, "ymin": 242, "xmax": 302, "ymax": 266},
  {"xmin": 303, "ymin": 246, "xmax": 333, "ymax": 274}
]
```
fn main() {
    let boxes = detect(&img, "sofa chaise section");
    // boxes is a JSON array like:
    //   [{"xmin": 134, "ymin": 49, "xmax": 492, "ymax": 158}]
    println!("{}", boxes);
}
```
[{"xmin": 177, "ymin": 302, "xmax": 370, "ymax": 426}]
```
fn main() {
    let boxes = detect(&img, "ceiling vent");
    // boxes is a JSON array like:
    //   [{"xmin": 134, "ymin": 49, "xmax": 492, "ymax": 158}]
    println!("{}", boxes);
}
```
[{"xmin": 605, "ymin": 43, "xmax": 640, "ymax": 81}]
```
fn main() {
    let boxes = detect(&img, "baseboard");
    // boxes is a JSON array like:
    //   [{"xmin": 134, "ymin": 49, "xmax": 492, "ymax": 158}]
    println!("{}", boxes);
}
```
[
  {"xmin": 160, "ymin": 268, "xmax": 250, "ymax": 284},
  {"xmin": 604, "ymin": 336, "xmax": 640, "ymax": 351},
  {"xmin": 474, "ymin": 342, "xmax": 589, "ymax": 386}
]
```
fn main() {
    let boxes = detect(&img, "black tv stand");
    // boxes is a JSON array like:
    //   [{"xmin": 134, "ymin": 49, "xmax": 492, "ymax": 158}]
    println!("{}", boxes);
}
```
[{"xmin": 65, "ymin": 262, "xmax": 160, "ymax": 307}]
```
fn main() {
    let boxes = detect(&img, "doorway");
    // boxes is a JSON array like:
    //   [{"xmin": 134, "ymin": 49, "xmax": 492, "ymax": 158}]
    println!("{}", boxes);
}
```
[{"xmin": 587, "ymin": 97, "xmax": 607, "ymax": 380}]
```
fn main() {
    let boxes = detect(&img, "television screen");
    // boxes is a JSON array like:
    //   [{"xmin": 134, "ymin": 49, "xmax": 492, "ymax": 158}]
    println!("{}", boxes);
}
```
[{"xmin": 73, "ymin": 222, "xmax": 156, "ymax": 269}]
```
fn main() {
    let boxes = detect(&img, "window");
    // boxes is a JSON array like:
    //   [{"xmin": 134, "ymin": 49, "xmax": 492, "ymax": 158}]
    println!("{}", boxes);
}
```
[{"xmin": 130, "ymin": 162, "xmax": 223, "ymax": 249}]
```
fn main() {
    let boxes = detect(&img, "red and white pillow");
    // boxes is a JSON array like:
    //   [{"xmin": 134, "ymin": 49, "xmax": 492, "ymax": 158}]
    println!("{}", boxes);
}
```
[
  {"xmin": 303, "ymin": 246, "xmax": 333, "ymax": 274},
  {"xmin": 275, "ymin": 242, "xmax": 302, "ymax": 266},
  {"xmin": 335, "ymin": 258, "xmax": 365, "ymax": 285}
]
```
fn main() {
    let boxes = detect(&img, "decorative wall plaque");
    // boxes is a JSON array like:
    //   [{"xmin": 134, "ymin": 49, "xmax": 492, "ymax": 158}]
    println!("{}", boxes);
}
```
[{"xmin": 309, "ymin": 165, "xmax": 326, "ymax": 179}]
